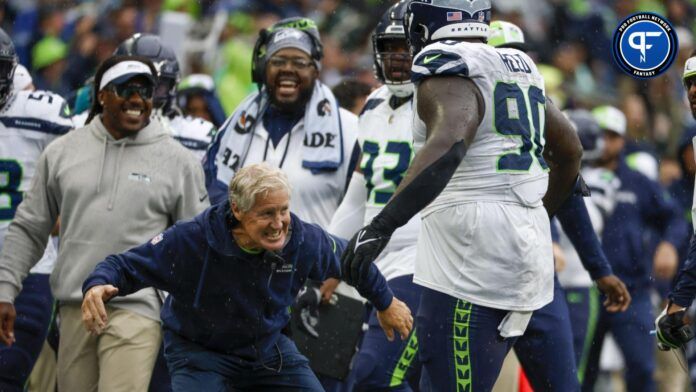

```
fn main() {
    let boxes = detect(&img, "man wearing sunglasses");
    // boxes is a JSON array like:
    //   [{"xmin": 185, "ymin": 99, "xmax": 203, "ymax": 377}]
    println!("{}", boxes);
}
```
[
  {"xmin": 0, "ymin": 55, "xmax": 209, "ymax": 391},
  {"xmin": 116, "ymin": 34, "xmax": 217, "ymax": 161}
]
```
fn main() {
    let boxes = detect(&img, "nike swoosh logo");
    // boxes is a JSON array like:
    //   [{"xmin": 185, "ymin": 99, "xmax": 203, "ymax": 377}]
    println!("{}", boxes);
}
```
[
  {"xmin": 423, "ymin": 54, "xmax": 442, "ymax": 64},
  {"xmin": 199, "ymin": 194, "xmax": 208, "ymax": 202},
  {"xmin": 354, "ymin": 229, "xmax": 379, "ymax": 252}
]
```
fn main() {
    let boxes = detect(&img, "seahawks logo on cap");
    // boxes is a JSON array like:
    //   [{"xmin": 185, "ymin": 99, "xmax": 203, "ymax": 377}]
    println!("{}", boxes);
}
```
[{"xmin": 273, "ymin": 29, "xmax": 304, "ymax": 43}]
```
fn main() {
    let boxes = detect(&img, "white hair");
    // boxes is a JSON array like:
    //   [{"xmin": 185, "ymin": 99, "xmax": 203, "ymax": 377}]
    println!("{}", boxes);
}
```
[{"xmin": 228, "ymin": 163, "xmax": 291, "ymax": 213}]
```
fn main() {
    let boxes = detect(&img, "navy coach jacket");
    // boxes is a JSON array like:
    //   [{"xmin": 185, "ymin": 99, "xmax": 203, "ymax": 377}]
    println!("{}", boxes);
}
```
[
  {"xmin": 83, "ymin": 201, "xmax": 393, "ymax": 359},
  {"xmin": 602, "ymin": 161, "xmax": 688, "ymax": 290}
]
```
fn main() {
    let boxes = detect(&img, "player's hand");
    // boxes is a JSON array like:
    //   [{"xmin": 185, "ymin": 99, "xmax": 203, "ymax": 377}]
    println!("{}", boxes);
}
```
[
  {"xmin": 0, "ymin": 302, "xmax": 16, "ymax": 346},
  {"xmin": 319, "ymin": 278, "xmax": 340, "ymax": 304},
  {"xmin": 341, "ymin": 224, "xmax": 391, "ymax": 286},
  {"xmin": 653, "ymin": 241, "xmax": 678, "ymax": 280},
  {"xmin": 376, "ymin": 297, "xmax": 413, "ymax": 342},
  {"xmin": 655, "ymin": 306, "xmax": 694, "ymax": 351},
  {"xmin": 81, "ymin": 285, "xmax": 118, "ymax": 335},
  {"xmin": 595, "ymin": 275, "xmax": 631, "ymax": 312}
]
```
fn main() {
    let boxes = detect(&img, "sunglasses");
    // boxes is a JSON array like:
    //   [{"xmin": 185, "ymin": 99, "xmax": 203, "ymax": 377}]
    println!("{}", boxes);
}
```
[{"xmin": 107, "ymin": 83, "xmax": 154, "ymax": 100}]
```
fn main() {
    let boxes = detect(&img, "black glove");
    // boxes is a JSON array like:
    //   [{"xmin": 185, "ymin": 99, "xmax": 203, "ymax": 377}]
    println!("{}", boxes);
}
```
[
  {"xmin": 295, "ymin": 285, "xmax": 321, "ymax": 339},
  {"xmin": 655, "ymin": 308, "xmax": 694, "ymax": 350},
  {"xmin": 341, "ymin": 222, "xmax": 391, "ymax": 287}
]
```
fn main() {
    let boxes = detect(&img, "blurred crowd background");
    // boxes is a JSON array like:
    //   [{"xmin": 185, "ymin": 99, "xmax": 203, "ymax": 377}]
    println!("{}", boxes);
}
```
[{"xmin": 2, "ymin": 0, "xmax": 696, "ymax": 180}]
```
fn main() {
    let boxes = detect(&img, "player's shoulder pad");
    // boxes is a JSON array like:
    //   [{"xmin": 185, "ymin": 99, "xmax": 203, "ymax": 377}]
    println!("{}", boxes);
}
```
[
  {"xmin": 2, "ymin": 90, "xmax": 73, "ymax": 134},
  {"xmin": 359, "ymin": 85, "xmax": 390, "ymax": 117},
  {"xmin": 411, "ymin": 41, "xmax": 489, "ymax": 83}
]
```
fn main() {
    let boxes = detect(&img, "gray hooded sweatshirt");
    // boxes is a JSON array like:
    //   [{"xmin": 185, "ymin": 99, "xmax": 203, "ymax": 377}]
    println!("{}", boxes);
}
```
[{"xmin": 0, "ymin": 115, "xmax": 209, "ymax": 320}]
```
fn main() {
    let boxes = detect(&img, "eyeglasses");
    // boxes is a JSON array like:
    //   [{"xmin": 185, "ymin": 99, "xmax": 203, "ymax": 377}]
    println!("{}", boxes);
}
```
[
  {"xmin": 267, "ymin": 57, "xmax": 314, "ymax": 70},
  {"xmin": 108, "ymin": 83, "xmax": 154, "ymax": 100}
]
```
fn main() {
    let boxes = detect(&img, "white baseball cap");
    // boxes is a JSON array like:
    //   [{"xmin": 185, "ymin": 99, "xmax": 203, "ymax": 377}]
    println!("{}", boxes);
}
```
[
  {"xmin": 592, "ymin": 105, "xmax": 626, "ymax": 136},
  {"xmin": 99, "ymin": 60, "xmax": 155, "ymax": 91},
  {"xmin": 684, "ymin": 56, "xmax": 696, "ymax": 84}
]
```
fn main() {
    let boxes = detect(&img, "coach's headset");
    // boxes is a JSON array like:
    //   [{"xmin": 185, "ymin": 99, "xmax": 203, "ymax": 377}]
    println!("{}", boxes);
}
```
[{"xmin": 251, "ymin": 17, "xmax": 324, "ymax": 89}]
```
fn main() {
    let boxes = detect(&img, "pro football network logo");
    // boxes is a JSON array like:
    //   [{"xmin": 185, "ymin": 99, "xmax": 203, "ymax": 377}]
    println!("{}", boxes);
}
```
[{"xmin": 612, "ymin": 12, "xmax": 677, "ymax": 78}]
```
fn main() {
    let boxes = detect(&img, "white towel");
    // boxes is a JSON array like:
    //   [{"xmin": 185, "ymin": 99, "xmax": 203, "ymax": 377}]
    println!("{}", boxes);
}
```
[
  {"xmin": 218, "ymin": 81, "xmax": 344, "ymax": 176},
  {"xmin": 497, "ymin": 310, "xmax": 533, "ymax": 338}
]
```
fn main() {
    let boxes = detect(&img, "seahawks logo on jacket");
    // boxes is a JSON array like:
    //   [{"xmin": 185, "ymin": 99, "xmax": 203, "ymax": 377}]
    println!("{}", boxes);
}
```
[{"xmin": 150, "ymin": 233, "xmax": 164, "ymax": 245}]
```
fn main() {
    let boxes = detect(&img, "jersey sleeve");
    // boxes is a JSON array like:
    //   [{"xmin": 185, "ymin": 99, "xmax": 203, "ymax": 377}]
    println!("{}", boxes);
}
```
[
  {"xmin": 411, "ymin": 41, "xmax": 476, "ymax": 83},
  {"xmin": 18, "ymin": 90, "xmax": 74, "ymax": 135}
]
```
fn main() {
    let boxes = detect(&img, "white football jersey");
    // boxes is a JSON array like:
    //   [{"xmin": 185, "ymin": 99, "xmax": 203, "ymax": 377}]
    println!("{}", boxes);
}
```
[
  {"xmin": 410, "ymin": 41, "xmax": 553, "ymax": 311},
  {"xmin": 358, "ymin": 86, "xmax": 420, "ymax": 281},
  {"xmin": 0, "ymin": 90, "xmax": 73, "ymax": 270},
  {"xmin": 164, "ymin": 114, "xmax": 216, "ymax": 161},
  {"xmin": 412, "ymin": 41, "xmax": 549, "ymax": 214}
]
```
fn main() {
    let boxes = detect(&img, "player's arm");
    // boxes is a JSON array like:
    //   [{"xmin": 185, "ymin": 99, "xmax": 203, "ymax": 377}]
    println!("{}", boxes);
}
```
[
  {"xmin": 655, "ymin": 233, "xmax": 696, "ymax": 350},
  {"xmin": 388, "ymin": 76, "xmax": 481, "ymax": 210},
  {"xmin": 342, "ymin": 76, "xmax": 482, "ymax": 285},
  {"xmin": 668, "ymin": 234, "xmax": 696, "ymax": 310},
  {"xmin": 655, "ymin": 193, "xmax": 696, "ymax": 349},
  {"xmin": 555, "ymin": 189, "xmax": 630, "ymax": 312},
  {"xmin": 643, "ymin": 179, "xmax": 688, "ymax": 280},
  {"xmin": 542, "ymin": 100, "xmax": 583, "ymax": 216}
]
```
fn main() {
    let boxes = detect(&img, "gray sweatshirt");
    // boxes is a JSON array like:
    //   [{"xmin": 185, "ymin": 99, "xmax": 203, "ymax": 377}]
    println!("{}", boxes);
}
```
[{"xmin": 0, "ymin": 116, "xmax": 209, "ymax": 320}]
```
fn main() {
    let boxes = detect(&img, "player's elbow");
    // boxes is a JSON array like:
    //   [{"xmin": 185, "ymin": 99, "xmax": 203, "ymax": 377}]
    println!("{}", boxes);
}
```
[{"xmin": 428, "ymin": 134, "xmax": 469, "ymax": 167}]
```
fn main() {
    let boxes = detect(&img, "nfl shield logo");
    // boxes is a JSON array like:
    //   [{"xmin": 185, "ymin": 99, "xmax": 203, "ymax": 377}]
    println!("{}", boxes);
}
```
[
  {"xmin": 446, "ymin": 11, "xmax": 462, "ymax": 21},
  {"xmin": 478, "ymin": 11, "xmax": 485, "ymax": 22},
  {"xmin": 150, "ymin": 233, "xmax": 164, "ymax": 245}
]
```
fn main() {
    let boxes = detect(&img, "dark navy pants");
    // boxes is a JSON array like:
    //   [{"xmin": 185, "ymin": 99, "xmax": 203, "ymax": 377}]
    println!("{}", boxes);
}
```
[
  {"xmin": 0, "ymin": 273, "xmax": 54, "ymax": 392},
  {"xmin": 351, "ymin": 275, "xmax": 422, "ymax": 391},
  {"xmin": 564, "ymin": 286, "xmax": 600, "ymax": 384},
  {"xmin": 581, "ymin": 289, "xmax": 655, "ymax": 392},
  {"xmin": 416, "ymin": 287, "xmax": 516, "ymax": 392},
  {"xmin": 515, "ymin": 276, "xmax": 580, "ymax": 391},
  {"xmin": 164, "ymin": 330, "xmax": 323, "ymax": 391}
]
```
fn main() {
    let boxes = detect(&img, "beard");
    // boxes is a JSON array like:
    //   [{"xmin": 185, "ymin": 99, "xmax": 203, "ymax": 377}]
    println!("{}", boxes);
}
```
[{"xmin": 267, "ymin": 82, "xmax": 314, "ymax": 114}]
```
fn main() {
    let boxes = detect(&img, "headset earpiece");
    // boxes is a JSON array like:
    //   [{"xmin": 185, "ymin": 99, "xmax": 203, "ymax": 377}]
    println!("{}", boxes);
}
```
[{"xmin": 251, "ymin": 28, "xmax": 271, "ymax": 86}]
